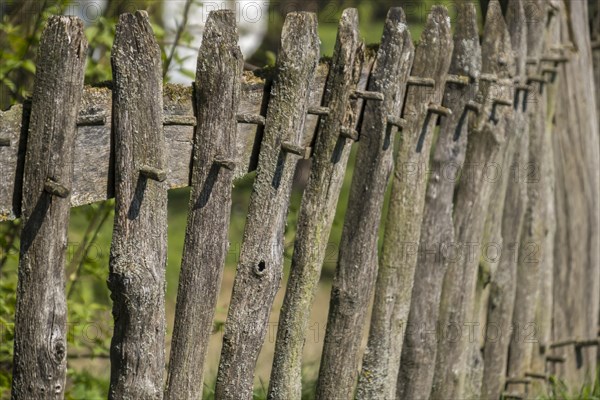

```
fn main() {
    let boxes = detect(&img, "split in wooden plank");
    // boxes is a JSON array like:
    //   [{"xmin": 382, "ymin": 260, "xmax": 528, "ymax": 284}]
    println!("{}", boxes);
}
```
[
  {"xmin": 106, "ymin": 11, "xmax": 168, "ymax": 400},
  {"xmin": 268, "ymin": 9, "xmax": 363, "ymax": 399},
  {"xmin": 164, "ymin": 11, "xmax": 243, "ymax": 400},
  {"xmin": 392, "ymin": 3, "xmax": 481, "ymax": 399},
  {"xmin": 12, "ymin": 16, "xmax": 87, "ymax": 399},
  {"xmin": 317, "ymin": 8, "xmax": 415, "ymax": 400},
  {"xmin": 360, "ymin": 6, "xmax": 454, "ymax": 399},
  {"xmin": 215, "ymin": 12, "xmax": 320, "ymax": 400}
]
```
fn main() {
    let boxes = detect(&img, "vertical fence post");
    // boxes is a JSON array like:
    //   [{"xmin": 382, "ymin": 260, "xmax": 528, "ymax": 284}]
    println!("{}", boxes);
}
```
[
  {"xmin": 165, "ymin": 10, "xmax": 243, "ymax": 400},
  {"xmin": 268, "ymin": 8, "xmax": 363, "ymax": 400},
  {"xmin": 432, "ymin": 1, "xmax": 516, "ymax": 398},
  {"xmin": 107, "ymin": 11, "xmax": 167, "ymax": 400},
  {"xmin": 11, "ymin": 16, "xmax": 87, "ymax": 399},
  {"xmin": 358, "ymin": 7, "xmax": 454, "ymax": 399},
  {"xmin": 507, "ymin": 0, "xmax": 558, "ymax": 390},
  {"xmin": 480, "ymin": 0, "xmax": 529, "ymax": 398},
  {"xmin": 551, "ymin": 0, "xmax": 600, "ymax": 386},
  {"xmin": 315, "ymin": 8, "xmax": 414, "ymax": 400},
  {"xmin": 215, "ymin": 12, "xmax": 319, "ymax": 399},
  {"xmin": 393, "ymin": 4, "xmax": 481, "ymax": 399}
]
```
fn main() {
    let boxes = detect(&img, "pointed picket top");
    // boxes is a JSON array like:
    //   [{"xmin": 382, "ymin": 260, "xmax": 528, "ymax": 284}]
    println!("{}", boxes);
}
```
[
  {"xmin": 359, "ymin": 5, "xmax": 453, "ymax": 399},
  {"xmin": 450, "ymin": 2, "xmax": 482, "ymax": 80},
  {"xmin": 165, "ymin": 9, "xmax": 243, "ymax": 400},
  {"xmin": 482, "ymin": 0, "xmax": 517, "ymax": 78}
]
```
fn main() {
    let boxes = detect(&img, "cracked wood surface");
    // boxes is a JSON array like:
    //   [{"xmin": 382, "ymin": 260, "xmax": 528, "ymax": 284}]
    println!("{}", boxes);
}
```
[
  {"xmin": 164, "ymin": 10, "xmax": 243, "ymax": 400},
  {"xmin": 106, "ymin": 12, "xmax": 167, "ymax": 400},
  {"xmin": 11, "ymin": 16, "xmax": 87, "ymax": 400},
  {"xmin": 357, "ymin": 6, "xmax": 454, "ymax": 399},
  {"xmin": 0, "ymin": 63, "xmax": 344, "ymax": 221},
  {"xmin": 316, "ymin": 8, "xmax": 414, "ymax": 400},
  {"xmin": 393, "ymin": 4, "xmax": 481, "ymax": 399},
  {"xmin": 431, "ymin": 1, "xmax": 516, "ymax": 398},
  {"xmin": 268, "ymin": 9, "xmax": 363, "ymax": 400},
  {"xmin": 214, "ymin": 12, "xmax": 320, "ymax": 400}
]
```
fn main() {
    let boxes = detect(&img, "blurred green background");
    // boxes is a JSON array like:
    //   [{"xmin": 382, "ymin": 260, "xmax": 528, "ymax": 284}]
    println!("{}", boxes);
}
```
[{"xmin": 0, "ymin": 0, "xmax": 471, "ymax": 398}]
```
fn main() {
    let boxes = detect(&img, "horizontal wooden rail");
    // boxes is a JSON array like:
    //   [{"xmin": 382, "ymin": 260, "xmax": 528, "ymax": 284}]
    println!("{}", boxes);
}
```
[{"xmin": 0, "ymin": 61, "xmax": 373, "ymax": 221}]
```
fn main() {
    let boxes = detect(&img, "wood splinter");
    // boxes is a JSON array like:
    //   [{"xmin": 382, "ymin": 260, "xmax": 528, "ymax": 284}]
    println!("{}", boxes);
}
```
[
  {"xmin": 214, "ymin": 156, "xmax": 236, "ymax": 171},
  {"xmin": 139, "ymin": 165, "xmax": 167, "ymax": 182},
  {"xmin": 236, "ymin": 113, "xmax": 266, "ymax": 126},
  {"xmin": 351, "ymin": 90, "xmax": 385, "ymax": 101},
  {"xmin": 44, "ymin": 178, "xmax": 70, "ymax": 199},
  {"xmin": 281, "ymin": 141, "xmax": 312, "ymax": 159}
]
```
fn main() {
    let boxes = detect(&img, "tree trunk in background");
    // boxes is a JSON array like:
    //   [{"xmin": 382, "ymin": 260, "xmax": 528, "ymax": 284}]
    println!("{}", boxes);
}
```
[{"xmin": 552, "ymin": 0, "xmax": 600, "ymax": 387}]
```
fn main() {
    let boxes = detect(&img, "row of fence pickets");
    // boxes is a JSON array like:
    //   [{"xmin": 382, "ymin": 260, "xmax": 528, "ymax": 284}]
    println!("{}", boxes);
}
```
[{"xmin": 1, "ymin": 2, "xmax": 599, "ymax": 400}]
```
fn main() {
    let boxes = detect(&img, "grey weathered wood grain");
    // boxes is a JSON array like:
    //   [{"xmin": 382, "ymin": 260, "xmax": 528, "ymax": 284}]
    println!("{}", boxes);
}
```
[
  {"xmin": 0, "ymin": 104, "xmax": 25, "ymax": 222},
  {"xmin": 315, "ymin": 8, "xmax": 414, "ymax": 400},
  {"xmin": 356, "ymin": 6, "xmax": 454, "ymax": 399},
  {"xmin": 267, "ymin": 9, "xmax": 363, "ymax": 400},
  {"xmin": 214, "ymin": 12, "xmax": 319, "ymax": 400},
  {"xmin": 393, "ymin": 4, "xmax": 481, "ymax": 399},
  {"xmin": 506, "ymin": 0, "xmax": 558, "ymax": 387},
  {"xmin": 0, "ymin": 64, "xmax": 344, "ymax": 221},
  {"xmin": 480, "ymin": 1, "xmax": 530, "ymax": 398},
  {"xmin": 551, "ymin": 0, "xmax": 599, "ymax": 387},
  {"xmin": 164, "ymin": 10, "xmax": 243, "ymax": 400},
  {"xmin": 107, "ymin": 11, "xmax": 167, "ymax": 400},
  {"xmin": 431, "ymin": 1, "xmax": 516, "ymax": 398},
  {"xmin": 11, "ymin": 16, "xmax": 87, "ymax": 399}
]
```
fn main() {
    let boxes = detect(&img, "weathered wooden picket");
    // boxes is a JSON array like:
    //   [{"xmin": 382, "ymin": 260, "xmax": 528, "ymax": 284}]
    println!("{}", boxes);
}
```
[{"xmin": 1, "ymin": 0, "xmax": 599, "ymax": 399}]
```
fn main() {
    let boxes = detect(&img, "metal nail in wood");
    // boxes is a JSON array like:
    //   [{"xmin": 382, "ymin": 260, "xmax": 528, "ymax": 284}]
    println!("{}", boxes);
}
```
[
  {"xmin": 479, "ymin": 73, "xmax": 498, "ymax": 83},
  {"xmin": 214, "ymin": 156, "xmax": 236, "ymax": 171},
  {"xmin": 351, "ymin": 90, "xmax": 385, "ymax": 101},
  {"xmin": 505, "ymin": 378, "xmax": 532, "ymax": 386},
  {"xmin": 501, "ymin": 392, "xmax": 524, "ymax": 400},
  {"xmin": 340, "ymin": 127, "xmax": 359, "ymax": 141},
  {"xmin": 44, "ymin": 178, "xmax": 70, "ymax": 198},
  {"xmin": 164, "ymin": 115, "xmax": 197, "ymax": 126},
  {"xmin": 140, "ymin": 165, "xmax": 167, "ymax": 182},
  {"xmin": 236, "ymin": 113, "xmax": 266, "ymax": 126},
  {"xmin": 281, "ymin": 141, "xmax": 312, "ymax": 159},
  {"xmin": 524, "ymin": 372, "xmax": 550, "ymax": 381},
  {"xmin": 428, "ymin": 104, "xmax": 452, "ymax": 117},
  {"xmin": 307, "ymin": 106, "xmax": 331, "ymax": 116},
  {"xmin": 387, "ymin": 115, "xmax": 407, "ymax": 129},
  {"xmin": 446, "ymin": 75, "xmax": 470, "ymax": 86},
  {"xmin": 77, "ymin": 112, "xmax": 107, "ymax": 126},
  {"xmin": 493, "ymin": 98, "xmax": 513, "ymax": 107},
  {"xmin": 407, "ymin": 77, "xmax": 436, "ymax": 87},
  {"xmin": 545, "ymin": 355, "xmax": 566, "ymax": 363},
  {"xmin": 465, "ymin": 101, "xmax": 482, "ymax": 115}
]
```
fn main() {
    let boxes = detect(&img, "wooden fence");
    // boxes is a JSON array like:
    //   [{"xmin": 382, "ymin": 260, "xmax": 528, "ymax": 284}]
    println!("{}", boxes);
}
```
[{"xmin": 1, "ymin": 0, "xmax": 599, "ymax": 399}]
